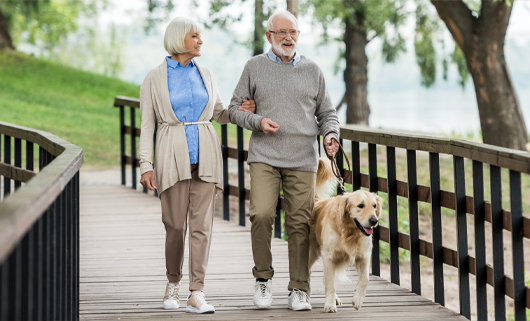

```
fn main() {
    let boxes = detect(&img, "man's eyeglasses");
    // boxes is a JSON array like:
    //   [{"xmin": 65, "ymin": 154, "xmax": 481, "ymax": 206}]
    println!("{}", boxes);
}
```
[{"xmin": 269, "ymin": 30, "xmax": 300, "ymax": 37}]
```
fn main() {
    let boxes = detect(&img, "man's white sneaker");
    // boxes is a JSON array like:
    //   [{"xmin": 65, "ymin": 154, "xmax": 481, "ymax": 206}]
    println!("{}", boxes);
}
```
[
  {"xmin": 162, "ymin": 282, "xmax": 180, "ymax": 309},
  {"xmin": 253, "ymin": 279, "xmax": 273, "ymax": 309},
  {"xmin": 186, "ymin": 291, "xmax": 215, "ymax": 314},
  {"xmin": 288, "ymin": 289, "xmax": 311, "ymax": 311}
]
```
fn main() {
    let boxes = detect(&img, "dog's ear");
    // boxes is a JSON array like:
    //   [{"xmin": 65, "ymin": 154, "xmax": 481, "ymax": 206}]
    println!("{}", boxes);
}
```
[
  {"xmin": 343, "ymin": 197, "xmax": 350, "ymax": 217},
  {"xmin": 374, "ymin": 194, "xmax": 383, "ymax": 217}
]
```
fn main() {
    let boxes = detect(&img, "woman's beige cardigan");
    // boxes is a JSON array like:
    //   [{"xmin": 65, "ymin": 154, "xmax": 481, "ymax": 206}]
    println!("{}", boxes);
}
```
[{"xmin": 139, "ymin": 59, "xmax": 230, "ymax": 196}]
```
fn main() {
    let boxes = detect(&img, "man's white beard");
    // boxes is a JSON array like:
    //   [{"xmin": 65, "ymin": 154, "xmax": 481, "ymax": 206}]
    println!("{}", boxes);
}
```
[{"xmin": 272, "ymin": 39, "xmax": 297, "ymax": 58}]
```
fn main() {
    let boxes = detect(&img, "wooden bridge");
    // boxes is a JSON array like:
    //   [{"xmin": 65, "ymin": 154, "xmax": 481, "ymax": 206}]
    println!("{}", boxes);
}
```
[
  {"xmin": 1, "ymin": 96, "xmax": 529, "ymax": 320},
  {"xmin": 78, "ymin": 184, "xmax": 464, "ymax": 320}
]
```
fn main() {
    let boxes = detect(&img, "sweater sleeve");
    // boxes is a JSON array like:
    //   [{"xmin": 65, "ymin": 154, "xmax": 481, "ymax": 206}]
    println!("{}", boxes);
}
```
[
  {"xmin": 209, "ymin": 69, "xmax": 231, "ymax": 125},
  {"xmin": 315, "ymin": 70, "xmax": 340, "ymax": 142},
  {"xmin": 139, "ymin": 72, "xmax": 156, "ymax": 175},
  {"xmin": 228, "ymin": 62, "xmax": 264, "ymax": 131}
]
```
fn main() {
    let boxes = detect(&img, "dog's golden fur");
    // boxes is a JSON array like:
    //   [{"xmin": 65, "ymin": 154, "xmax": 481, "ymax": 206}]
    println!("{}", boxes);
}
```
[{"xmin": 309, "ymin": 157, "xmax": 383, "ymax": 313}]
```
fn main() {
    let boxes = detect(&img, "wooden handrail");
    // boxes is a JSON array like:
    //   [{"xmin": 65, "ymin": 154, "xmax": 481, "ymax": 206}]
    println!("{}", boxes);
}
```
[
  {"xmin": 340, "ymin": 124, "xmax": 530, "ymax": 174},
  {"xmin": 0, "ymin": 121, "xmax": 84, "ymax": 263}
]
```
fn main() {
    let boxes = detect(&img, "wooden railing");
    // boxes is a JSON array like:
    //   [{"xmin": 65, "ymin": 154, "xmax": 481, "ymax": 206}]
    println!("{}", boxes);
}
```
[
  {"xmin": 0, "ymin": 121, "xmax": 83, "ymax": 321},
  {"xmin": 114, "ymin": 96, "xmax": 529, "ymax": 320}
]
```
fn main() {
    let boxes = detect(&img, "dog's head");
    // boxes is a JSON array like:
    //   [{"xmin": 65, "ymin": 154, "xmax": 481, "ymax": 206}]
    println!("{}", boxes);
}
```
[{"xmin": 343, "ymin": 190, "xmax": 383, "ymax": 237}]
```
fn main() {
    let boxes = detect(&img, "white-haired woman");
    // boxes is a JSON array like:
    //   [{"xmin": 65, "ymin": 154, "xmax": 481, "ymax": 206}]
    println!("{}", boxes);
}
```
[{"xmin": 139, "ymin": 17, "xmax": 255, "ymax": 314}]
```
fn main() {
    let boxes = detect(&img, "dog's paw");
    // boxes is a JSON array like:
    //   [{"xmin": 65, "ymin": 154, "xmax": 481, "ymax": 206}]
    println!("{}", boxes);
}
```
[
  {"xmin": 335, "ymin": 294, "xmax": 342, "ymax": 306},
  {"xmin": 352, "ymin": 291, "xmax": 365, "ymax": 310},
  {"xmin": 324, "ymin": 303, "xmax": 337, "ymax": 313}
]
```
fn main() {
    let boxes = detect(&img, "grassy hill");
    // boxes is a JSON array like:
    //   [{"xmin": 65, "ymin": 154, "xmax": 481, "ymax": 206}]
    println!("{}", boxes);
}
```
[{"xmin": 0, "ymin": 51, "xmax": 140, "ymax": 167}]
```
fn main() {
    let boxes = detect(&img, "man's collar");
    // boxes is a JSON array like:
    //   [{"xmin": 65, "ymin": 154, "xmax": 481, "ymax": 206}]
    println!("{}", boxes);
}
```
[
  {"xmin": 166, "ymin": 56, "xmax": 195, "ymax": 68},
  {"xmin": 267, "ymin": 48, "xmax": 300, "ymax": 65}
]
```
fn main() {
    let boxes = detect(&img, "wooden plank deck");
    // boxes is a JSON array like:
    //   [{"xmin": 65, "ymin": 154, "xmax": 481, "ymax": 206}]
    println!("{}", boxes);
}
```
[{"xmin": 79, "ymin": 184, "xmax": 466, "ymax": 320}]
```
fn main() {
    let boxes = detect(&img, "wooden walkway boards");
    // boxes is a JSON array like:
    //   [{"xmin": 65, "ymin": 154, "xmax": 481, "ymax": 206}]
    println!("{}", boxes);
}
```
[{"xmin": 79, "ymin": 184, "xmax": 466, "ymax": 320}]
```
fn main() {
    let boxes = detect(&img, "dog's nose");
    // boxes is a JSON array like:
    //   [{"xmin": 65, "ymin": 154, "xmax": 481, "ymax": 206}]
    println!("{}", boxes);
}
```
[{"xmin": 369, "ymin": 216, "xmax": 378, "ymax": 226}]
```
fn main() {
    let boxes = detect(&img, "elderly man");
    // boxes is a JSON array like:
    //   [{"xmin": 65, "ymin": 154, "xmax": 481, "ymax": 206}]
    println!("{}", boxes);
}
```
[{"xmin": 228, "ymin": 10, "xmax": 340, "ymax": 311}]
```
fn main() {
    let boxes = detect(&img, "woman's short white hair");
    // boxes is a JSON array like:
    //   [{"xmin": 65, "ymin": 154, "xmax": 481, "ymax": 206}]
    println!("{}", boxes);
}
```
[
  {"xmin": 266, "ymin": 10, "xmax": 298, "ymax": 31},
  {"xmin": 164, "ymin": 17, "xmax": 203, "ymax": 55}
]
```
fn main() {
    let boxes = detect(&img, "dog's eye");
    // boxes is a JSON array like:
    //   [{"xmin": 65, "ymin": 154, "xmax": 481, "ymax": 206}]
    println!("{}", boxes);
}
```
[
  {"xmin": 357, "ymin": 204, "xmax": 364, "ymax": 209},
  {"xmin": 373, "ymin": 204, "xmax": 377, "ymax": 208}
]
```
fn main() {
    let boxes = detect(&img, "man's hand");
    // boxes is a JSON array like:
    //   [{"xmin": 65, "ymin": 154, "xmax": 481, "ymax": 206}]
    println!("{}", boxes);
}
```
[
  {"xmin": 261, "ymin": 118, "xmax": 280, "ymax": 135},
  {"xmin": 238, "ymin": 99, "xmax": 256, "ymax": 113},
  {"xmin": 140, "ymin": 171, "xmax": 156, "ymax": 190},
  {"xmin": 324, "ymin": 135, "xmax": 339, "ymax": 157}
]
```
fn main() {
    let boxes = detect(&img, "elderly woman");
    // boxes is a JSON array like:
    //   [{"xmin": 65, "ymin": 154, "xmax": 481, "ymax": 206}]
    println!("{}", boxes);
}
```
[{"xmin": 139, "ymin": 17, "xmax": 254, "ymax": 314}]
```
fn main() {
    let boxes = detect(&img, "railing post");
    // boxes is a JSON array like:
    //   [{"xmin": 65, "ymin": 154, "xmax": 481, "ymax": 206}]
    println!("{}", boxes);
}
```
[
  {"xmin": 509, "ymin": 170, "xmax": 525, "ymax": 321},
  {"xmin": 490, "ymin": 165, "xmax": 505, "ymax": 320},
  {"xmin": 14, "ymin": 138, "xmax": 21, "ymax": 190},
  {"xmin": 336, "ymin": 138, "xmax": 344, "ymax": 195},
  {"xmin": 0, "ymin": 259, "xmax": 7, "ymax": 320},
  {"xmin": 3, "ymin": 135, "xmax": 11, "ymax": 197},
  {"xmin": 453, "ymin": 156, "xmax": 470, "ymax": 318},
  {"xmin": 222, "ymin": 124, "xmax": 229, "ymax": 221},
  {"xmin": 387, "ymin": 146, "xmax": 399, "ymax": 285},
  {"xmin": 368, "ymin": 143, "xmax": 379, "ymax": 276},
  {"xmin": 26, "ymin": 141, "xmax": 34, "ymax": 171},
  {"xmin": 407, "ymin": 149, "xmax": 421, "ymax": 295},
  {"xmin": 317, "ymin": 135, "xmax": 321, "ymax": 157},
  {"xmin": 119, "ymin": 106, "xmax": 126, "ymax": 186},
  {"xmin": 430, "ymin": 152, "xmax": 444, "ymax": 306},
  {"xmin": 351, "ymin": 141, "xmax": 360, "ymax": 191},
  {"xmin": 275, "ymin": 187, "xmax": 282, "ymax": 239},
  {"xmin": 237, "ymin": 126, "xmax": 245, "ymax": 227},
  {"xmin": 130, "ymin": 107, "xmax": 137, "ymax": 191},
  {"xmin": 75, "ymin": 172, "xmax": 80, "ymax": 321}
]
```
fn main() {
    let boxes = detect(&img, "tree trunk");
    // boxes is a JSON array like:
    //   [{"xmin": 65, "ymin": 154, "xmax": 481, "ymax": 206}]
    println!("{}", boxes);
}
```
[
  {"xmin": 287, "ymin": 0, "xmax": 299, "ymax": 18},
  {"xmin": 431, "ymin": 0, "xmax": 528, "ymax": 150},
  {"xmin": 343, "ymin": 11, "xmax": 370, "ymax": 125},
  {"xmin": 0, "ymin": 8, "xmax": 14, "ymax": 50},
  {"xmin": 253, "ymin": 0, "xmax": 265, "ymax": 56}
]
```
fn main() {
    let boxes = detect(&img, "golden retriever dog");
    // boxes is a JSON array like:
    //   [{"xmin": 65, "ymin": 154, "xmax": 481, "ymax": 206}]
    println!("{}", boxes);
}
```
[{"xmin": 309, "ymin": 157, "xmax": 383, "ymax": 313}]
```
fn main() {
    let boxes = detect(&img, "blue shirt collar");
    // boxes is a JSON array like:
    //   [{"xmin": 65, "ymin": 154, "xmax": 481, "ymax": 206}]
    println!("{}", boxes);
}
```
[
  {"xmin": 166, "ymin": 56, "xmax": 195, "ymax": 68},
  {"xmin": 267, "ymin": 48, "xmax": 300, "ymax": 65}
]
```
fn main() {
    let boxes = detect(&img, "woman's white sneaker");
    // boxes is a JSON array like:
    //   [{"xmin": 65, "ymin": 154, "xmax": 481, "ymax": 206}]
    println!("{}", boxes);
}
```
[
  {"xmin": 253, "ymin": 279, "xmax": 273, "ymax": 309},
  {"xmin": 162, "ymin": 282, "xmax": 180, "ymax": 309},
  {"xmin": 186, "ymin": 291, "xmax": 215, "ymax": 314},
  {"xmin": 288, "ymin": 289, "xmax": 311, "ymax": 311}
]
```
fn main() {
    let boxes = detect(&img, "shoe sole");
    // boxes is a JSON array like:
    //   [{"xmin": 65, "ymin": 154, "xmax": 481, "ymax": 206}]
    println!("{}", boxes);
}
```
[
  {"xmin": 162, "ymin": 306, "xmax": 180, "ymax": 310},
  {"xmin": 253, "ymin": 298, "xmax": 272, "ymax": 309},
  {"xmin": 288, "ymin": 306, "xmax": 312, "ymax": 311},
  {"xmin": 186, "ymin": 306, "xmax": 215, "ymax": 314}
]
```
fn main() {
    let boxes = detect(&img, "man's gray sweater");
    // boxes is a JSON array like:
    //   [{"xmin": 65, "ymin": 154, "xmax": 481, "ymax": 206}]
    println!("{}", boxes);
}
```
[{"xmin": 228, "ymin": 53, "xmax": 340, "ymax": 173}]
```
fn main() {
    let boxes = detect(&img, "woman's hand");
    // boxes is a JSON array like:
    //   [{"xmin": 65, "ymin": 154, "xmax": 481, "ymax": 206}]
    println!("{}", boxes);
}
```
[
  {"xmin": 140, "ymin": 171, "xmax": 156, "ymax": 190},
  {"xmin": 238, "ymin": 99, "xmax": 256, "ymax": 113}
]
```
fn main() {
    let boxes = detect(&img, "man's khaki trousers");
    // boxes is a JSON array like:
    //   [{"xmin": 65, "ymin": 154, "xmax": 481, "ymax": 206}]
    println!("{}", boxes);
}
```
[
  {"xmin": 249, "ymin": 162, "xmax": 316, "ymax": 292},
  {"xmin": 160, "ymin": 164, "xmax": 216, "ymax": 291}
]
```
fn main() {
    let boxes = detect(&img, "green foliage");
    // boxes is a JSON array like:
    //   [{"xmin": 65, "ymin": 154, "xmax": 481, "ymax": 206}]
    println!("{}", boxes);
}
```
[
  {"xmin": 0, "ymin": 51, "xmax": 139, "ymax": 166},
  {"xmin": 414, "ymin": 2, "xmax": 438, "ymax": 88},
  {"xmin": 145, "ymin": 0, "xmax": 174, "ymax": 33},
  {"xmin": 451, "ymin": 45, "xmax": 470, "ymax": 88},
  {"xmin": 196, "ymin": 0, "xmax": 276, "ymax": 54},
  {"xmin": 2, "ymin": 0, "xmax": 102, "ymax": 52},
  {"xmin": 301, "ymin": 0, "xmax": 408, "ymax": 81}
]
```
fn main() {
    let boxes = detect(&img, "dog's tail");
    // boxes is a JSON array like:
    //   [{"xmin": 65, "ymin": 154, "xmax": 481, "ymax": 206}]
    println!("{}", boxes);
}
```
[{"xmin": 315, "ymin": 157, "xmax": 338, "ymax": 202}]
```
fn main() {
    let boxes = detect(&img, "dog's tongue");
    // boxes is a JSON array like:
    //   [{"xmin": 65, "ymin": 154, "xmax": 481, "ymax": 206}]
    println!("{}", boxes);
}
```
[{"xmin": 364, "ymin": 227, "xmax": 374, "ymax": 235}]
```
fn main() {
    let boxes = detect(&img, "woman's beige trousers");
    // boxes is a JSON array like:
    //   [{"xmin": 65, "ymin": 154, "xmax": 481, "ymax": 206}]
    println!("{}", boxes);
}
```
[{"xmin": 160, "ymin": 164, "xmax": 216, "ymax": 291}]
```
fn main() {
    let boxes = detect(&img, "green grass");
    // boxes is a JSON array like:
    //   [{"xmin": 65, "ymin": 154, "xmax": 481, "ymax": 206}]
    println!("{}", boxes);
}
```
[{"xmin": 0, "ymin": 51, "xmax": 140, "ymax": 166}]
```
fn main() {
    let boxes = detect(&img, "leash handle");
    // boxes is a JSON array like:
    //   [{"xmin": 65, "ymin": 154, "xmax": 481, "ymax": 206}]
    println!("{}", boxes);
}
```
[{"xmin": 326, "ymin": 137, "xmax": 351, "ymax": 192}]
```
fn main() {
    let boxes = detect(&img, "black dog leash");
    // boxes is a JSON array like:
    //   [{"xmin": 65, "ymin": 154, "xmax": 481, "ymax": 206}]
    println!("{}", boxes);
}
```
[{"xmin": 326, "ymin": 138, "xmax": 351, "ymax": 192}]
